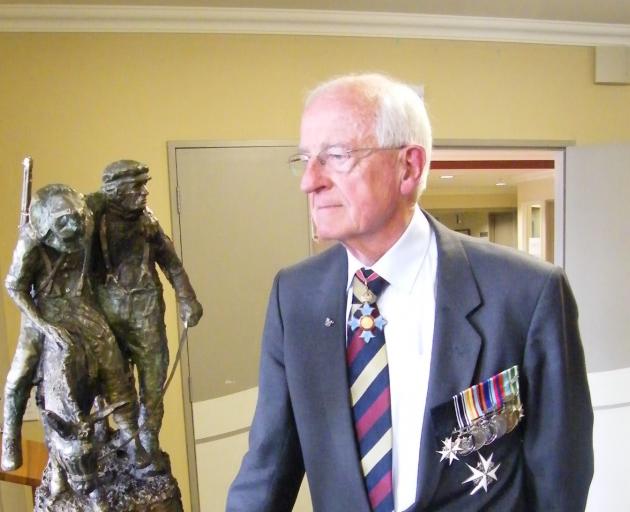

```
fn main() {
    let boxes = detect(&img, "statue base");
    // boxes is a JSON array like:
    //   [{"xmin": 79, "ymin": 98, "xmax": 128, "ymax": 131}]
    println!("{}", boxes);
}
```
[{"xmin": 34, "ymin": 436, "xmax": 183, "ymax": 512}]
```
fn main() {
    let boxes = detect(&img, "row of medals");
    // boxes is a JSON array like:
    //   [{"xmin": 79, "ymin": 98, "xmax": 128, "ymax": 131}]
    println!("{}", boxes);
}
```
[{"xmin": 453, "ymin": 397, "xmax": 523, "ymax": 456}]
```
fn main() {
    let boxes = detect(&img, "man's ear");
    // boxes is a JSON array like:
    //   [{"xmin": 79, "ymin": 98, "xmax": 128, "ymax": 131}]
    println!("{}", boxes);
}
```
[{"xmin": 400, "ymin": 145, "xmax": 426, "ymax": 197}]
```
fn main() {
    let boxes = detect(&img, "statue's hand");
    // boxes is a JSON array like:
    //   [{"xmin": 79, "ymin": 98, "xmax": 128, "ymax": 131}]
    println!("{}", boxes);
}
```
[
  {"xmin": 43, "ymin": 325, "xmax": 73, "ymax": 349},
  {"xmin": 180, "ymin": 299, "xmax": 203, "ymax": 327}
]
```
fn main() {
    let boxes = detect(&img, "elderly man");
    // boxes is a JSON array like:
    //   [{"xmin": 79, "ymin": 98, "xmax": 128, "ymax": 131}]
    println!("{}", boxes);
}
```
[
  {"xmin": 88, "ymin": 160, "xmax": 202, "ymax": 458},
  {"xmin": 227, "ymin": 74, "xmax": 593, "ymax": 511}
]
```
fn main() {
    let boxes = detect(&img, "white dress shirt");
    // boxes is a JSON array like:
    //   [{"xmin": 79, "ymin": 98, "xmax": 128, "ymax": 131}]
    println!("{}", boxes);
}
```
[{"xmin": 346, "ymin": 206, "xmax": 437, "ymax": 511}]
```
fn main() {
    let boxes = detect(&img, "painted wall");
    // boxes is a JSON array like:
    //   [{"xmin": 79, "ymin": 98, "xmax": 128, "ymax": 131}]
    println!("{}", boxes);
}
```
[
  {"xmin": 0, "ymin": 286, "xmax": 29, "ymax": 510},
  {"xmin": 517, "ymin": 176, "xmax": 555, "ymax": 203},
  {"xmin": 1, "ymin": 32, "xmax": 630, "ymax": 510},
  {"xmin": 0, "ymin": 481, "xmax": 29, "ymax": 511}
]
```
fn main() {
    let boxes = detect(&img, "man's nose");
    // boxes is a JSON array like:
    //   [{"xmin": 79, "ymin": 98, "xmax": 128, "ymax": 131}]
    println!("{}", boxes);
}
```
[{"xmin": 299, "ymin": 157, "xmax": 328, "ymax": 194}]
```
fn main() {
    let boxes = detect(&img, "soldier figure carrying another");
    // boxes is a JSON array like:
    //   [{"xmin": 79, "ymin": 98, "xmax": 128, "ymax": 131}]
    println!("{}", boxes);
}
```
[
  {"xmin": 89, "ymin": 160, "xmax": 203, "ymax": 457},
  {"xmin": 1, "ymin": 184, "xmax": 149, "ymax": 473}
]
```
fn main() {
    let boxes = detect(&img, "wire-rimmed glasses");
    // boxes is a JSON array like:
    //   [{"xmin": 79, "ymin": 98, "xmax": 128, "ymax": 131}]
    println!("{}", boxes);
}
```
[{"xmin": 288, "ymin": 146, "xmax": 403, "ymax": 176}]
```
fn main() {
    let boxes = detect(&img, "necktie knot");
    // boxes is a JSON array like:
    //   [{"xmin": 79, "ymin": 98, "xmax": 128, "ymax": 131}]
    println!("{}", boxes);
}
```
[
  {"xmin": 354, "ymin": 268, "xmax": 388, "ymax": 302},
  {"xmin": 348, "ymin": 268, "xmax": 389, "ymax": 341}
]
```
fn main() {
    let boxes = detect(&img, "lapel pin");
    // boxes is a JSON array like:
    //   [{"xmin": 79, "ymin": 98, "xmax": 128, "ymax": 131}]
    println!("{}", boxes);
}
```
[{"xmin": 324, "ymin": 317, "xmax": 335, "ymax": 327}]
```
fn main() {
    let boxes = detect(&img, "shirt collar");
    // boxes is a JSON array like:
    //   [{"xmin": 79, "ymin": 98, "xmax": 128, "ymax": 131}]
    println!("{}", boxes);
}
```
[{"xmin": 346, "ymin": 205, "xmax": 432, "ymax": 295}]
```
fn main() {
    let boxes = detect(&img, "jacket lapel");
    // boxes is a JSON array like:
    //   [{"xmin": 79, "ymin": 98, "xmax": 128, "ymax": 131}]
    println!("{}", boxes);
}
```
[
  {"xmin": 310, "ymin": 245, "xmax": 372, "ymax": 511},
  {"xmin": 415, "ymin": 216, "xmax": 483, "ymax": 509}
]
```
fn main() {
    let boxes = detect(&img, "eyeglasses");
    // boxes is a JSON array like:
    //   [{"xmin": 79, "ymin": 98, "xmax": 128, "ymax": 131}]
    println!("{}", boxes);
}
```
[{"xmin": 287, "ymin": 146, "xmax": 403, "ymax": 176}]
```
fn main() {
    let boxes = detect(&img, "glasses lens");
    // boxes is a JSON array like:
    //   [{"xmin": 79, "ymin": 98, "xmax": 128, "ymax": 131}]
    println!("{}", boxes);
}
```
[
  {"xmin": 288, "ymin": 155, "xmax": 308, "ymax": 176},
  {"xmin": 323, "ymin": 148, "xmax": 353, "ymax": 173}
]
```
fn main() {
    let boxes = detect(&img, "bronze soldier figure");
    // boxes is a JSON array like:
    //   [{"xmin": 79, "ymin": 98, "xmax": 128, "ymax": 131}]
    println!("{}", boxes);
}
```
[
  {"xmin": 1, "ymin": 184, "xmax": 149, "ymax": 473},
  {"xmin": 89, "ymin": 160, "xmax": 202, "ymax": 457}
]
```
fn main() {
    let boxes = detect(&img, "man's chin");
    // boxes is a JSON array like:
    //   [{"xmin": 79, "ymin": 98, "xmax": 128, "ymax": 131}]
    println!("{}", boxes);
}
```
[
  {"xmin": 313, "ymin": 213, "xmax": 345, "ymax": 239},
  {"xmin": 313, "ymin": 226, "xmax": 343, "ymax": 242}
]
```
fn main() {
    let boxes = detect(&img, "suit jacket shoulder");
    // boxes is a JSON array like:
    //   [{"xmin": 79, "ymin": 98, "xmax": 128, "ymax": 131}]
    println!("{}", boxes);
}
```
[{"xmin": 431, "ymin": 219, "xmax": 563, "ymax": 330}]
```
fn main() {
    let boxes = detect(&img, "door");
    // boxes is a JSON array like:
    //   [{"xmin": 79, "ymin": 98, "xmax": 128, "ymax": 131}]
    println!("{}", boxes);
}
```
[
  {"xmin": 565, "ymin": 145, "xmax": 630, "ymax": 511},
  {"xmin": 169, "ymin": 142, "xmax": 313, "ymax": 511}
]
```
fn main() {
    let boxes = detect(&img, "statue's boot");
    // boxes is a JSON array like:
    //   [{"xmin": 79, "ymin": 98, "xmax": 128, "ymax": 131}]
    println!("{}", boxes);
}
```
[
  {"xmin": 112, "ymin": 401, "xmax": 152, "ymax": 469},
  {"xmin": 1, "ymin": 431, "xmax": 22, "ymax": 471},
  {"xmin": 138, "ymin": 429, "xmax": 170, "ymax": 474}
]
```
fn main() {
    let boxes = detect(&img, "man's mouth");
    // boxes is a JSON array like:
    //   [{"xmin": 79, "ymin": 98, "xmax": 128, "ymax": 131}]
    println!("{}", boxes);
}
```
[{"xmin": 314, "ymin": 203, "xmax": 341, "ymax": 210}]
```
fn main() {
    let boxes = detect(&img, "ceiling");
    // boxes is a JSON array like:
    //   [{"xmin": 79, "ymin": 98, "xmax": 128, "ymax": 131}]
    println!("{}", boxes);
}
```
[
  {"xmin": 426, "ymin": 168, "xmax": 554, "ymax": 196},
  {"xmin": 2, "ymin": 0, "xmax": 630, "ymax": 25},
  {"xmin": 426, "ymin": 148, "xmax": 557, "ymax": 195}
]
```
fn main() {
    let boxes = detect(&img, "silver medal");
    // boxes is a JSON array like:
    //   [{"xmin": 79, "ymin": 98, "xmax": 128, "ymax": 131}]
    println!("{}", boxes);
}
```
[
  {"xmin": 489, "ymin": 413, "xmax": 508, "ymax": 439},
  {"xmin": 471, "ymin": 424, "xmax": 490, "ymax": 451},
  {"xmin": 458, "ymin": 433, "xmax": 475, "ymax": 456},
  {"xmin": 505, "ymin": 406, "xmax": 520, "ymax": 433},
  {"xmin": 462, "ymin": 452, "xmax": 501, "ymax": 495},
  {"xmin": 437, "ymin": 436, "xmax": 462, "ymax": 465}
]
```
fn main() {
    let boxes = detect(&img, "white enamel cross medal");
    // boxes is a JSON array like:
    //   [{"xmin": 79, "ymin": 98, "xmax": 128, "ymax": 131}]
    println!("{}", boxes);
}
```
[
  {"xmin": 462, "ymin": 452, "xmax": 501, "ymax": 495},
  {"xmin": 347, "ymin": 303, "xmax": 387, "ymax": 343},
  {"xmin": 437, "ymin": 436, "xmax": 462, "ymax": 465}
]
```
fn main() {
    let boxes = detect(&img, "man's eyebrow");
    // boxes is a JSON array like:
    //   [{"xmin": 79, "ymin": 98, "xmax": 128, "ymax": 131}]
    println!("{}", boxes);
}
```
[{"xmin": 296, "ymin": 143, "xmax": 341, "ymax": 154}]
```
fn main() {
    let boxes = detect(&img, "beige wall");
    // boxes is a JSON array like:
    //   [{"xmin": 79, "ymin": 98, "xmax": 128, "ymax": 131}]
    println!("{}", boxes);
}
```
[
  {"xmin": 517, "ymin": 177, "xmax": 555, "ymax": 203},
  {"xmin": 1, "ymin": 32, "xmax": 630, "ymax": 510}
]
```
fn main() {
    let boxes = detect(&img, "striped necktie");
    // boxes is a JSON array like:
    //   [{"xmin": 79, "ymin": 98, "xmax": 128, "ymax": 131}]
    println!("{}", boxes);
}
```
[{"xmin": 347, "ymin": 268, "xmax": 394, "ymax": 512}]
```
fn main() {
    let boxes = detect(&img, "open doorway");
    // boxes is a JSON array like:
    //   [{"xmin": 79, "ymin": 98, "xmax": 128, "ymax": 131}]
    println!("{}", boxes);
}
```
[{"xmin": 422, "ymin": 147, "xmax": 562, "ymax": 264}]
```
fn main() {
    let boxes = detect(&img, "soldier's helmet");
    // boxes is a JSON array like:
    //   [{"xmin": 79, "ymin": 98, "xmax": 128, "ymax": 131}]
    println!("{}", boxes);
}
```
[
  {"xmin": 29, "ymin": 184, "xmax": 93, "ymax": 252},
  {"xmin": 101, "ymin": 160, "xmax": 150, "ymax": 193}
]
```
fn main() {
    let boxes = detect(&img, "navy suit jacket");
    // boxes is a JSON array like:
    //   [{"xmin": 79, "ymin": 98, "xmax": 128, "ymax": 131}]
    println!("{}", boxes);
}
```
[{"xmin": 227, "ymin": 216, "xmax": 593, "ymax": 511}]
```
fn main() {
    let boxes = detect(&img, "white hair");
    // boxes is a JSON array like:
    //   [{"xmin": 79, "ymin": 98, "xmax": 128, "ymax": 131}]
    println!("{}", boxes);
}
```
[{"xmin": 305, "ymin": 73, "xmax": 432, "ymax": 194}]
